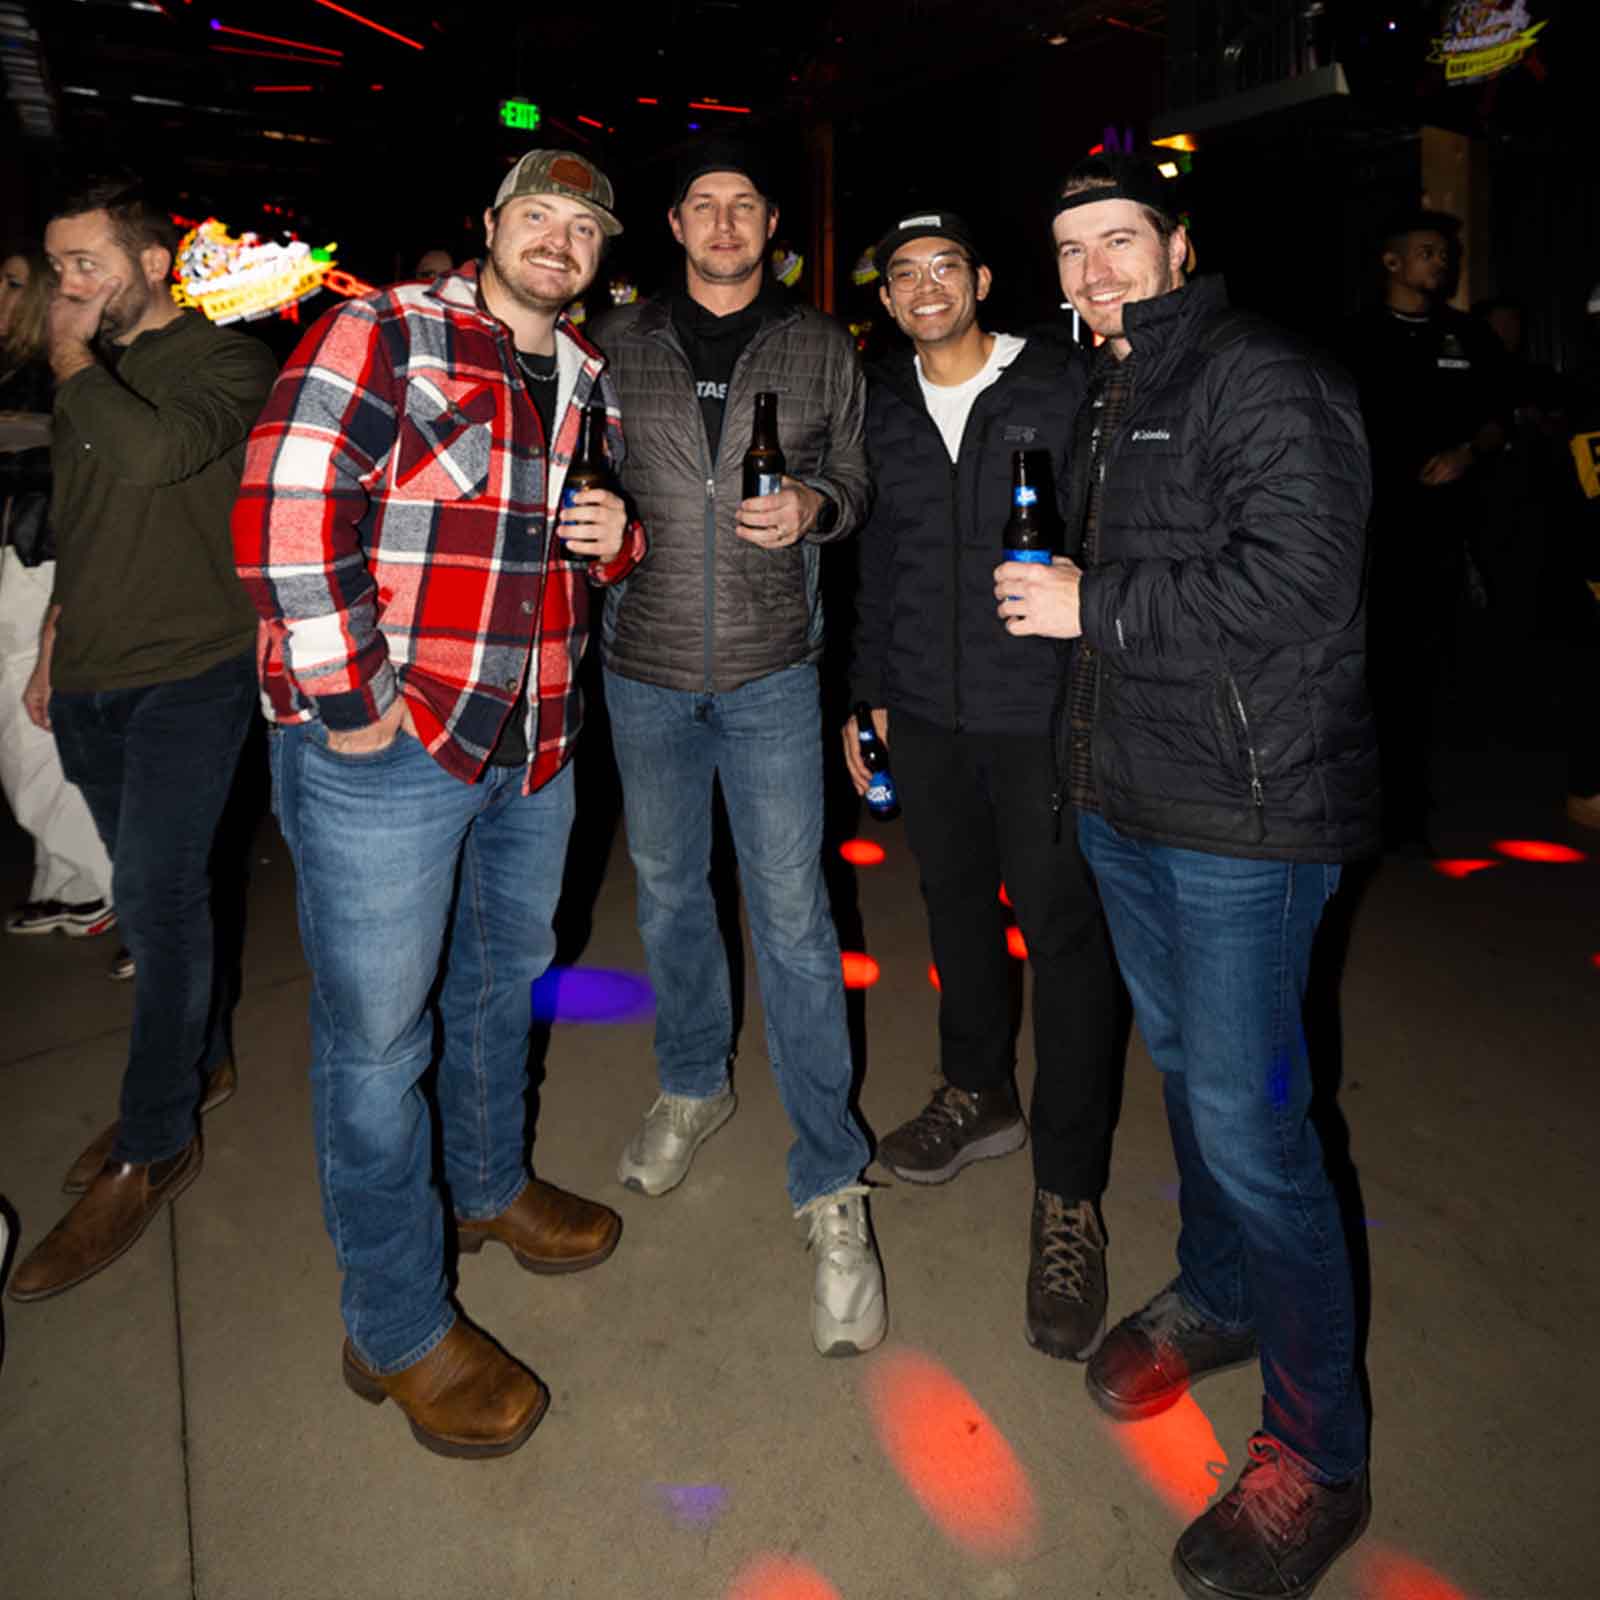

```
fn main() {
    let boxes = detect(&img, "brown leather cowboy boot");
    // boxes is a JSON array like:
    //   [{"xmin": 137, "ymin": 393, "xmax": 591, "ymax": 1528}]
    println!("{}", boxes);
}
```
[{"xmin": 456, "ymin": 1177, "xmax": 621, "ymax": 1274}]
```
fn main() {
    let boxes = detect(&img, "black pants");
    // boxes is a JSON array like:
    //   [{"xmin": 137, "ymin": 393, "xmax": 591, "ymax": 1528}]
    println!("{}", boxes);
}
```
[{"xmin": 892, "ymin": 713, "xmax": 1124, "ymax": 1199}]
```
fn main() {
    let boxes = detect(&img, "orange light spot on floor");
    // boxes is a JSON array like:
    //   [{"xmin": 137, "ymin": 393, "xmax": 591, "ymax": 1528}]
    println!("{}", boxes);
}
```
[
  {"xmin": 726, "ymin": 1555, "xmax": 843, "ymax": 1600},
  {"xmin": 998, "ymin": 883, "xmax": 1012, "ymax": 906},
  {"xmin": 863, "ymin": 1348, "xmax": 1038, "ymax": 1559},
  {"xmin": 1493, "ymin": 838, "xmax": 1586, "ymax": 864},
  {"xmin": 1099, "ymin": 1392, "xmax": 1230, "ymax": 1521},
  {"xmin": 1005, "ymin": 926, "xmax": 1028, "ymax": 960},
  {"xmin": 927, "ymin": 962, "xmax": 941, "ymax": 991},
  {"xmin": 1357, "ymin": 1540, "xmax": 1475, "ymax": 1600},
  {"xmin": 839, "ymin": 838, "xmax": 886, "ymax": 867},
  {"xmin": 841, "ymin": 951, "xmax": 880, "ymax": 989},
  {"xmin": 1431, "ymin": 859, "xmax": 1500, "ymax": 880}
]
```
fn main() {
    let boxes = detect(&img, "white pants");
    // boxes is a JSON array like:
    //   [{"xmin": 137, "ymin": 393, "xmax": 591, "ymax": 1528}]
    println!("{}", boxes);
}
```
[{"xmin": 0, "ymin": 546, "xmax": 113, "ymax": 905}]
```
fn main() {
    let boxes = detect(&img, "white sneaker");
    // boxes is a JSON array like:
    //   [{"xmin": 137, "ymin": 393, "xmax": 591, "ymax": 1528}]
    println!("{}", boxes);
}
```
[
  {"xmin": 617, "ymin": 1089, "xmax": 737, "ymax": 1196},
  {"xmin": 797, "ymin": 1185, "xmax": 887, "ymax": 1357}
]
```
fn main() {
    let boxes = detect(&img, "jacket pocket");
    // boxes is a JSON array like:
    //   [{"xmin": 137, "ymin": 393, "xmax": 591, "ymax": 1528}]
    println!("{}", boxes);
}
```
[{"xmin": 392, "ymin": 379, "xmax": 496, "ymax": 501}]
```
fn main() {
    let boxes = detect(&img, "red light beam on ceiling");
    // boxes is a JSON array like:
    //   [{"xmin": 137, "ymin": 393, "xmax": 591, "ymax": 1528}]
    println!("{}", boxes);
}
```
[
  {"xmin": 689, "ymin": 100, "xmax": 751, "ymax": 113},
  {"xmin": 1493, "ymin": 838, "xmax": 1586, "ymax": 864},
  {"xmin": 637, "ymin": 96, "xmax": 659, "ymax": 104},
  {"xmin": 864, "ymin": 1348, "xmax": 1038, "ymax": 1558},
  {"xmin": 309, "ymin": 0, "xmax": 423, "ymax": 49},
  {"xmin": 576, "ymin": 115, "xmax": 604, "ymax": 128},
  {"xmin": 210, "ymin": 45, "xmax": 341, "ymax": 66},
  {"xmin": 209, "ymin": 21, "xmax": 342, "ymax": 57},
  {"xmin": 1431, "ymin": 859, "xmax": 1500, "ymax": 880},
  {"xmin": 253, "ymin": 84, "xmax": 314, "ymax": 91}
]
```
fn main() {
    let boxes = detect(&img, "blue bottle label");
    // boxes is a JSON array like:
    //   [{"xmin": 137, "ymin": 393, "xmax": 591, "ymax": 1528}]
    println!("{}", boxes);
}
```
[
  {"xmin": 866, "ymin": 775, "xmax": 897, "ymax": 812},
  {"xmin": 1013, "ymin": 485, "xmax": 1039, "ymax": 507},
  {"xmin": 1003, "ymin": 548, "xmax": 1052, "ymax": 564}
]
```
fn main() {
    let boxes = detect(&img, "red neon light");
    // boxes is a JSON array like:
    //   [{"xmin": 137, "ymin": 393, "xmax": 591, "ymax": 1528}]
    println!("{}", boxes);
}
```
[
  {"xmin": 864, "ymin": 1349, "xmax": 1038, "ymax": 1558},
  {"xmin": 253, "ymin": 84, "xmax": 315, "ymax": 92},
  {"xmin": 1432, "ymin": 858, "xmax": 1500, "ymax": 879},
  {"xmin": 1006, "ymin": 926, "xmax": 1028, "ymax": 961},
  {"xmin": 839, "ymin": 839, "xmax": 885, "ymax": 867},
  {"xmin": 210, "ymin": 21, "xmax": 342, "ymax": 57},
  {"xmin": 1493, "ymin": 838, "xmax": 1586, "ymax": 864},
  {"xmin": 637, "ymin": 96, "xmax": 659, "ymax": 104},
  {"xmin": 840, "ymin": 952, "xmax": 880, "ymax": 990},
  {"xmin": 689, "ymin": 100, "xmax": 752, "ymax": 113},
  {"xmin": 1088, "ymin": 142, "xmax": 1106, "ymax": 155},
  {"xmin": 577, "ymin": 115, "xmax": 604, "ymax": 128},
  {"xmin": 309, "ymin": 0, "xmax": 424, "ymax": 49},
  {"xmin": 211, "ymin": 45, "xmax": 341, "ymax": 65}
]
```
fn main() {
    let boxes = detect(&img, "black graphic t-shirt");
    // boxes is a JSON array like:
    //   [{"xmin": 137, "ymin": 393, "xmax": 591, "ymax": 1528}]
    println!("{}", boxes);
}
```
[{"xmin": 669, "ymin": 277, "xmax": 786, "ymax": 461}]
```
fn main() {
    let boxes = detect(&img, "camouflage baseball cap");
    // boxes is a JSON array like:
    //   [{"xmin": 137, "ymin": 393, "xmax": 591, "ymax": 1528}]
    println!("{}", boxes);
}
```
[{"xmin": 493, "ymin": 149, "xmax": 622, "ymax": 237}]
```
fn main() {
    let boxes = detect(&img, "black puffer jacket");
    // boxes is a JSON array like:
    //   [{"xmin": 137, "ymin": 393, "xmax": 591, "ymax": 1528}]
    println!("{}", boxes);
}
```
[
  {"xmin": 851, "ymin": 327, "xmax": 1085, "ymax": 733},
  {"xmin": 594, "ymin": 293, "xmax": 868, "ymax": 694},
  {"xmin": 1075, "ymin": 277, "xmax": 1380, "ymax": 862}
]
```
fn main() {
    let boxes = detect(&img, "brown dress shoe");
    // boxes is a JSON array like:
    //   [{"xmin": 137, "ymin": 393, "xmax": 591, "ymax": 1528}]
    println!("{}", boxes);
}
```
[
  {"xmin": 9, "ymin": 1138, "xmax": 202, "ymax": 1302},
  {"xmin": 62, "ymin": 1059, "xmax": 237, "ymax": 1194},
  {"xmin": 341, "ymin": 1319, "xmax": 548, "ymax": 1459},
  {"xmin": 457, "ymin": 1177, "xmax": 622, "ymax": 1274}
]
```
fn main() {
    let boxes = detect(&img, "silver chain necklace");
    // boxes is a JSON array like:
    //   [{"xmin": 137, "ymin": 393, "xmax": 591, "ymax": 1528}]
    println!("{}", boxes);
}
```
[{"xmin": 515, "ymin": 349, "xmax": 557, "ymax": 384}]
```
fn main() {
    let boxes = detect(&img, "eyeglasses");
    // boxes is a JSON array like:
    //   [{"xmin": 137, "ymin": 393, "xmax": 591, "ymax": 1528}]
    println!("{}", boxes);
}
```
[{"xmin": 884, "ymin": 253, "xmax": 971, "ymax": 292}]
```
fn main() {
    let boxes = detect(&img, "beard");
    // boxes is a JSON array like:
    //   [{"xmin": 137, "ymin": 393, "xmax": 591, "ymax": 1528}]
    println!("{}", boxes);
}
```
[
  {"xmin": 98, "ymin": 275, "xmax": 154, "ymax": 342},
  {"xmin": 685, "ymin": 241, "xmax": 763, "ymax": 286},
  {"xmin": 487, "ymin": 233, "xmax": 588, "ymax": 314}
]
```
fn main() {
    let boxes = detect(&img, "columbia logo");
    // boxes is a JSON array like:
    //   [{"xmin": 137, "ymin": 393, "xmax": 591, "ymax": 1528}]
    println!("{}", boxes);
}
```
[{"xmin": 1132, "ymin": 428, "xmax": 1171, "ymax": 442}]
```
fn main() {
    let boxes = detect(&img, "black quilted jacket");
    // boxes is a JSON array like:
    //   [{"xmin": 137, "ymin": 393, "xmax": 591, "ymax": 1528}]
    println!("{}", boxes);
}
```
[
  {"xmin": 1074, "ymin": 277, "xmax": 1381, "ymax": 862},
  {"xmin": 594, "ymin": 293, "xmax": 868, "ymax": 694},
  {"xmin": 850, "ymin": 326, "xmax": 1086, "ymax": 734}
]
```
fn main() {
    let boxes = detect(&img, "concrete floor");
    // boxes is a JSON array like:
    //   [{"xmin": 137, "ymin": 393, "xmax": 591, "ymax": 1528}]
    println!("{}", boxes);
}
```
[{"xmin": 1, "ymin": 731, "xmax": 1597, "ymax": 1600}]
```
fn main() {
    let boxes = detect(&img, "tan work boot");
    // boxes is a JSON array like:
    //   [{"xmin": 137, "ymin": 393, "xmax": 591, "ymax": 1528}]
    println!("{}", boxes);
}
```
[
  {"xmin": 62, "ymin": 1059, "xmax": 236, "ymax": 1194},
  {"xmin": 9, "ymin": 1138, "xmax": 202, "ymax": 1301},
  {"xmin": 341, "ymin": 1319, "xmax": 548, "ymax": 1459},
  {"xmin": 457, "ymin": 1178, "xmax": 621, "ymax": 1274}
]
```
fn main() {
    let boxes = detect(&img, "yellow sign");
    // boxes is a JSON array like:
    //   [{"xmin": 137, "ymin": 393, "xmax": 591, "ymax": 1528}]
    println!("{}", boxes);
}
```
[
  {"xmin": 1429, "ymin": 2, "xmax": 1546, "ymax": 85},
  {"xmin": 171, "ymin": 218, "xmax": 372, "ymax": 325},
  {"xmin": 1571, "ymin": 431, "xmax": 1600, "ymax": 501}
]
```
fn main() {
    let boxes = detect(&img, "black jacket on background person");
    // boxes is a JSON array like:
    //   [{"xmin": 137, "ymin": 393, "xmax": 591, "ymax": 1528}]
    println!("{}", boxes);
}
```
[
  {"xmin": 851, "ymin": 324, "xmax": 1085, "ymax": 733},
  {"xmin": 1072, "ymin": 276, "xmax": 1381, "ymax": 863}
]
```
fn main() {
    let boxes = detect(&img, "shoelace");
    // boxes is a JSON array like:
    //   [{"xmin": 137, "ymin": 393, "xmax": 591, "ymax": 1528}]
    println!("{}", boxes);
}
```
[
  {"xmin": 1132, "ymin": 1286, "xmax": 1217, "ymax": 1343},
  {"xmin": 797, "ymin": 1184, "xmax": 871, "ymax": 1254},
  {"xmin": 1035, "ymin": 1195, "xmax": 1095, "ymax": 1299},
  {"xmin": 903, "ymin": 1082, "xmax": 979, "ymax": 1143},
  {"xmin": 1231, "ymin": 1435, "xmax": 1315, "ymax": 1545}
]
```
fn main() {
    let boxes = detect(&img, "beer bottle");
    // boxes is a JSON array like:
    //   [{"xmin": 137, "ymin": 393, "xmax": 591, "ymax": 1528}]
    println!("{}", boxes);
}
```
[
  {"xmin": 852, "ymin": 701, "xmax": 900, "ymax": 821},
  {"xmin": 742, "ymin": 390, "xmax": 786, "ymax": 500},
  {"xmin": 560, "ymin": 402, "xmax": 611, "ymax": 558},
  {"xmin": 1001, "ymin": 449, "xmax": 1057, "ymax": 564}
]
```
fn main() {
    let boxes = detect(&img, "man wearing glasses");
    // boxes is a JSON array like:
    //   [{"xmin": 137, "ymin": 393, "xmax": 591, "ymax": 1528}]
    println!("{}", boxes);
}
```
[{"xmin": 845, "ymin": 211, "xmax": 1123, "ymax": 1362}]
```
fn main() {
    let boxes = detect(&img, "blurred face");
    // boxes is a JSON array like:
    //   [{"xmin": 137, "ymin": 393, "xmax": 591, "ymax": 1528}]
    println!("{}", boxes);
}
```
[
  {"xmin": 670, "ymin": 171, "xmax": 777, "ymax": 289},
  {"xmin": 879, "ymin": 236, "xmax": 991, "ymax": 351},
  {"xmin": 1385, "ymin": 230, "xmax": 1452, "ymax": 298},
  {"xmin": 1052, "ymin": 195, "xmax": 1187, "ymax": 351},
  {"xmin": 43, "ymin": 210, "xmax": 167, "ymax": 343},
  {"xmin": 0, "ymin": 254, "xmax": 28, "ymax": 340},
  {"xmin": 483, "ymin": 193, "xmax": 603, "ymax": 314}
]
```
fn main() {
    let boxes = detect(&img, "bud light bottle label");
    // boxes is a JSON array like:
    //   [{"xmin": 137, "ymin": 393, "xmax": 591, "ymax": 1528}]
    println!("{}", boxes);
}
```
[
  {"xmin": 865, "ymin": 774, "xmax": 898, "ymax": 816},
  {"xmin": 751, "ymin": 472, "xmax": 783, "ymax": 498},
  {"xmin": 1014, "ymin": 485, "xmax": 1038, "ymax": 507}
]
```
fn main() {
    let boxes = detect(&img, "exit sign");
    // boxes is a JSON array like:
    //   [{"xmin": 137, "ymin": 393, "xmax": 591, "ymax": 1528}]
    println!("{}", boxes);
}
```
[{"xmin": 499, "ymin": 99, "xmax": 541, "ymax": 131}]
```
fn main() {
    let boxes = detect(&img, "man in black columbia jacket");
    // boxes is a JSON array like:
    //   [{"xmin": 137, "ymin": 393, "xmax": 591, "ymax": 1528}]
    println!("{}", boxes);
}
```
[
  {"xmin": 998, "ymin": 154, "xmax": 1379, "ymax": 1600},
  {"xmin": 845, "ymin": 209, "xmax": 1122, "ymax": 1363}
]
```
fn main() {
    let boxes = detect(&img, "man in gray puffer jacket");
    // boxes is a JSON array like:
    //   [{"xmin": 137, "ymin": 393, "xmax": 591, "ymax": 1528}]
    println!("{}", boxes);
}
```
[{"xmin": 592, "ymin": 138, "xmax": 884, "ymax": 1358}]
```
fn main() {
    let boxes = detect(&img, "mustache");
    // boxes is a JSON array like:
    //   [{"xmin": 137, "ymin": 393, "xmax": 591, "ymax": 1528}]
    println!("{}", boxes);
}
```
[{"xmin": 520, "ymin": 250, "xmax": 579, "ymax": 272}]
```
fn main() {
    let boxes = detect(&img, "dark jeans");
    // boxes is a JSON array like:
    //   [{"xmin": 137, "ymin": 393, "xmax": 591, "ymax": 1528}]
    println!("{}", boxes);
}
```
[
  {"xmin": 892, "ymin": 714, "xmax": 1123, "ymax": 1201},
  {"xmin": 1079, "ymin": 809, "xmax": 1367, "ymax": 1483},
  {"xmin": 51, "ymin": 650, "xmax": 257, "ymax": 1165}
]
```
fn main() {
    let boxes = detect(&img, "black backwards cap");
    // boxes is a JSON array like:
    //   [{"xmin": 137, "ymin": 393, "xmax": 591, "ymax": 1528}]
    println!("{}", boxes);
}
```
[
  {"xmin": 874, "ymin": 209, "xmax": 983, "ymax": 272},
  {"xmin": 1051, "ymin": 153, "xmax": 1179, "ymax": 226},
  {"xmin": 672, "ymin": 136, "xmax": 777, "ymax": 207}
]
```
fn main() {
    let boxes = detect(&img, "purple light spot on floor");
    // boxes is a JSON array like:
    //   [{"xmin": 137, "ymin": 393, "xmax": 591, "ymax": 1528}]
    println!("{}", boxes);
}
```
[
  {"xmin": 654, "ymin": 1482, "xmax": 729, "ymax": 1527},
  {"xmin": 530, "ymin": 966, "xmax": 656, "ymax": 1024}
]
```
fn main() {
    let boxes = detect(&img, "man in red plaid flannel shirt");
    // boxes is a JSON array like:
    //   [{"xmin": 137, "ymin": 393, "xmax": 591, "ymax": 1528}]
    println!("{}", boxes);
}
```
[{"xmin": 233, "ymin": 150, "xmax": 642, "ymax": 1460}]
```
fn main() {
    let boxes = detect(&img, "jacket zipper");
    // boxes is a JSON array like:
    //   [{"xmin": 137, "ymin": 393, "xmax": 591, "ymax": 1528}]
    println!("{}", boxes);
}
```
[{"xmin": 1227, "ymin": 673, "xmax": 1266, "ymax": 810}]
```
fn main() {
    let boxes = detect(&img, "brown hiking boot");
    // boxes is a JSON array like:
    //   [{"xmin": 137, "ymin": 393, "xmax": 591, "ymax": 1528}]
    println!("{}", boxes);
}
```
[
  {"xmin": 457, "ymin": 1177, "xmax": 621, "ymax": 1274},
  {"xmin": 876, "ymin": 1078, "xmax": 1026, "ymax": 1184},
  {"xmin": 63, "ymin": 1059, "xmax": 237, "ymax": 1194}
]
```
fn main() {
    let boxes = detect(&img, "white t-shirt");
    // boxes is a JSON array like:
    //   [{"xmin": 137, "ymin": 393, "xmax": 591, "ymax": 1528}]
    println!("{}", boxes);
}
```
[{"xmin": 916, "ymin": 332, "xmax": 1026, "ymax": 462}]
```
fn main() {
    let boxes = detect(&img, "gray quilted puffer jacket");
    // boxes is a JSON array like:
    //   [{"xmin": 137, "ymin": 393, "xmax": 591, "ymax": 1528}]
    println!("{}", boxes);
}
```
[{"xmin": 594, "ymin": 293, "xmax": 869, "ymax": 693}]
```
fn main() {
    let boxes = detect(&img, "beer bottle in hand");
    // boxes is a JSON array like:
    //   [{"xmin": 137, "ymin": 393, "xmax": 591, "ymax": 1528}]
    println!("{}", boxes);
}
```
[
  {"xmin": 852, "ymin": 701, "xmax": 901, "ymax": 821},
  {"xmin": 1001, "ymin": 449, "xmax": 1057, "ymax": 599},
  {"xmin": 742, "ymin": 390, "xmax": 786, "ymax": 499},
  {"xmin": 560, "ymin": 402, "xmax": 611, "ymax": 559}
]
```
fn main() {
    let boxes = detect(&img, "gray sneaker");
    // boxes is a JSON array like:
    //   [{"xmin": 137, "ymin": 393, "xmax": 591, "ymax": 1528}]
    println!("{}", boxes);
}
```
[
  {"xmin": 617, "ymin": 1089, "xmax": 736, "ymax": 1196},
  {"xmin": 797, "ymin": 1185, "xmax": 886, "ymax": 1357}
]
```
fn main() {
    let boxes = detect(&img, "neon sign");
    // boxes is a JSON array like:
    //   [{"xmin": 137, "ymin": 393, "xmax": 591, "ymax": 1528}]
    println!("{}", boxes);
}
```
[
  {"xmin": 499, "ymin": 98, "xmax": 541, "ymax": 131},
  {"xmin": 1429, "ymin": 1, "xmax": 1547, "ymax": 85},
  {"xmin": 171, "ymin": 218, "xmax": 374, "ymax": 325}
]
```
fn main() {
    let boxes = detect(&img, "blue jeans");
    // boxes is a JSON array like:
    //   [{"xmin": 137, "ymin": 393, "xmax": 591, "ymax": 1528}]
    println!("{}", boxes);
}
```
[
  {"xmin": 604, "ymin": 664, "xmax": 868, "ymax": 1208},
  {"xmin": 1078, "ymin": 810, "xmax": 1367, "ymax": 1483},
  {"xmin": 51, "ymin": 651, "xmax": 256, "ymax": 1165},
  {"xmin": 270, "ymin": 722, "xmax": 573, "ymax": 1373}
]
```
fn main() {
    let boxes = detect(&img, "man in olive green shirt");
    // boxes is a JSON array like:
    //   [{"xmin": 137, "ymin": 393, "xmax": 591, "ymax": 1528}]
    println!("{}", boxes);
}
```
[{"xmin": 10, "ymin": 177, "xmax": 274, "ymax": 1304}]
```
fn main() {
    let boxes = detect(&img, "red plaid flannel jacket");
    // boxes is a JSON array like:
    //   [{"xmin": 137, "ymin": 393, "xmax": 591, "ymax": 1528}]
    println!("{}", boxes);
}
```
[{"xmin": 232, "ymin": 264, "xmax": 644, "ymax": 790}]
